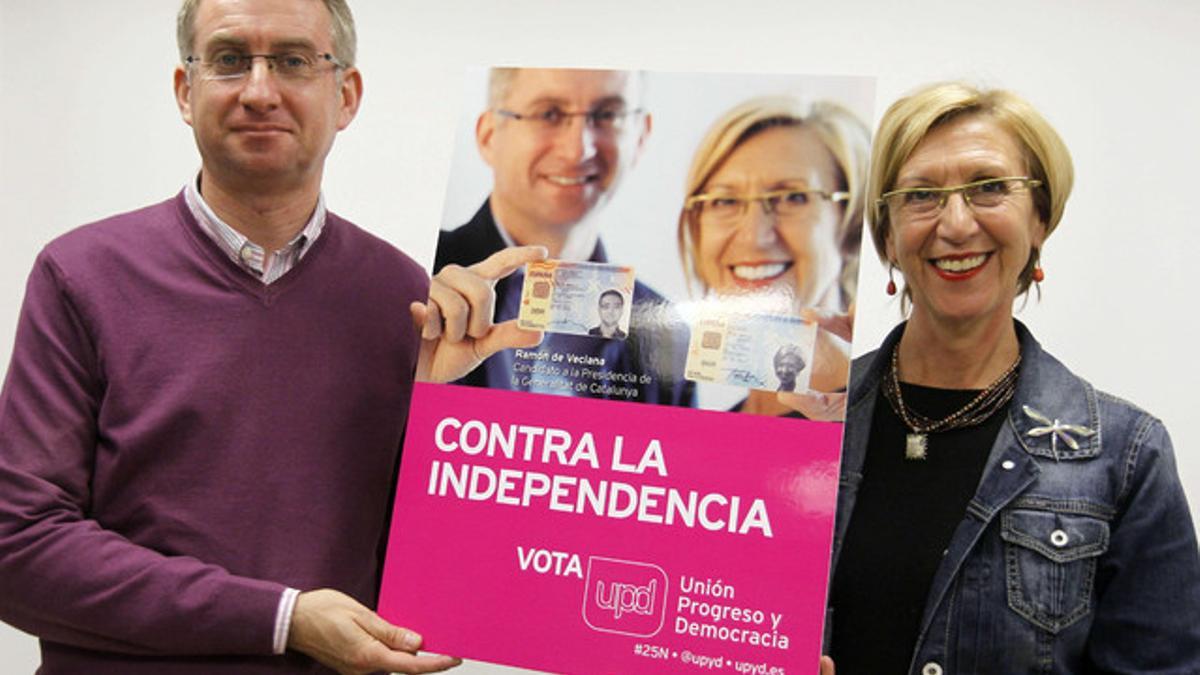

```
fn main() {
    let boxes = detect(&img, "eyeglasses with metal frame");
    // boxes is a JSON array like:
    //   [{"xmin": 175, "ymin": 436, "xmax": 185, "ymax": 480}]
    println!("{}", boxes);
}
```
[
  {"xmin": 185, "ymin": 49, "xmax": 345, "ymax": 81},
  {"xmin": 686, "ymin": 188, "xmax": 850, "ymax": 225},
  {"xmin": 494, "ymin": 104, "xmax": 644, "ymax": 133},
  {"xmin": 878, "ymin": 176, "xmax": 1041, "ymax": 220}
]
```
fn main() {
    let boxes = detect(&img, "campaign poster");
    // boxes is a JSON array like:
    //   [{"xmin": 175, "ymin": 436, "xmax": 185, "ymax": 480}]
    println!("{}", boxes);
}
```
[{"xmin": 380, "ymin": 68, "xmax": 873, "ymax": 674}]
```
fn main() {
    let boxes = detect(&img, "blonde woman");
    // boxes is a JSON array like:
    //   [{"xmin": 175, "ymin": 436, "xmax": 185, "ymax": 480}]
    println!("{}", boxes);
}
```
[
  {"xmin": 677, "ymin": 97, "xmax": 869, "ymax": 416},
  {"xmin": 826, "ymin": 82, "xmax": 1200, "ymax": 674}
]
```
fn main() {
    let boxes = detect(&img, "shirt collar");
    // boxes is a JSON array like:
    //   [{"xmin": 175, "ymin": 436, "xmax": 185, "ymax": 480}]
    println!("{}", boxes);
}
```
[
  {"xmin": 490, "ymin": 209, "xmax": 518, "ymax": 250},
  {"xmin": 184, "ymin": 174, "xmax": 326, "ymax": 278}
]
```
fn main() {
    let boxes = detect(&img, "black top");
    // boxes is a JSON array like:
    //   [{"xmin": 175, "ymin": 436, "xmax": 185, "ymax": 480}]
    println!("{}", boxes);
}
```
[
  {"xmin": 829, "ymin": 382, "xmax": 1005, "ymax": 674},
  {"xmin": 587, "ymin": 325, "xmax": 627, "ymax": 339}
]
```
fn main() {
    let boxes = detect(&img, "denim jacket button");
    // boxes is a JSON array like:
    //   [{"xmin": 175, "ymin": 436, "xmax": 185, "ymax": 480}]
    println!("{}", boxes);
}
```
[
  {"xmin": 1050, "ymin": 529, "xmax": 1069, "ymax": 547},
  {"xmin": 1001, "ymin": 459, "xmax": 1016, "ymax": 470},
  {"xmin": 921, "ymin": 662, "xmax": 944, "ymax": 675}
]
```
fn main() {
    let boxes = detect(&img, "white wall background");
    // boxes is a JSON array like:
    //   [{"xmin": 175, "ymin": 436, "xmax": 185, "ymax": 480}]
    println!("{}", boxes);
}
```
[{"xmin": 1, "ymin": 1, "xmax": 1197, "ymax": 672}]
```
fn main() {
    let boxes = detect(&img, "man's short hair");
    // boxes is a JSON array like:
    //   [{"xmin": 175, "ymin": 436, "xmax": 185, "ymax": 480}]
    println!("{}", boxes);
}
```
[
  {"xmin": 487, "ymin": 67, "xmax": 520, "ymax": 109},
  {"xmin": 486, "ymin": 67, "xmax": 647, "ymax": 111},
  {"xmin": 176, "ymin": 0, "xmax": 358, "ymax": 67}
]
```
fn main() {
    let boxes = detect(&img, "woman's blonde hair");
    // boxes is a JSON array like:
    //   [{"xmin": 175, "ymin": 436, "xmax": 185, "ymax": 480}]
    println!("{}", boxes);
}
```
[
  {"xmin": 867, "ymin": 82, "xmax": 1074, "ymax": 295},
  {"xmin": 677, "ymin": 97, "xmax": 870, "ymax": 310}
]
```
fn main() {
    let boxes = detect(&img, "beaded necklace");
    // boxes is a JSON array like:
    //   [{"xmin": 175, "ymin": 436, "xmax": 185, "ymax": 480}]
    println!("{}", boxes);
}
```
[{"xmin": 881, "ymin": 344, "xmax": 1021, "ymax": 460}]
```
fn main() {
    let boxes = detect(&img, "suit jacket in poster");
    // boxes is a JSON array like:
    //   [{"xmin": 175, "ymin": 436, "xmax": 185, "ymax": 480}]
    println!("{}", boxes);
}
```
[{"xmin": 434, "ymin": 200, "xmax": 694, "ymax": 407}]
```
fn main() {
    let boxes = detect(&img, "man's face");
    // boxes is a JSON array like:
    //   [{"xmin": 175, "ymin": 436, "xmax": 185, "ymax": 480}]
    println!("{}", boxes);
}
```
[
  {"xmin": 598, "ymin": 292, "xmax": 624, "ymax": 328},
  {"xmin": 173, "ymin": 0, "xmax": 361, "ymax": 190},
  {"xmin": 477, "ymin": 69, "xmax": 650, "ymax": 239}
]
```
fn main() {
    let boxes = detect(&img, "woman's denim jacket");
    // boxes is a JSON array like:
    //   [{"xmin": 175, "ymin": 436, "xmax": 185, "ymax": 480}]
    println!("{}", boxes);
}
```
[{"xmin": 829, "ymin": 321, "xmax": 1200, "ymax": 674}]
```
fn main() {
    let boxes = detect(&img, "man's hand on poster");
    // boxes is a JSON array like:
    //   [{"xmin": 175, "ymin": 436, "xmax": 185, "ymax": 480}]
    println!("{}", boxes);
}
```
[
  {"xmin": 288, "ymin": 589, "xmax": 460, "ymax": 674},
  {"xmin": 820, "ymin": 655, "xmax": 835, "ymax": 675},
  {"xmin": 778, "ymin": 305, "xmax": 854, "ymax": 421},
  {"xmin": 411, "ymin": 245, "xmax": 548, "ymax": 384}
]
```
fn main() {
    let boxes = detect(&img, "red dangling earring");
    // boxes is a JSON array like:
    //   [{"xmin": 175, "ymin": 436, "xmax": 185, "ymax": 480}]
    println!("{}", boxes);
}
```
[
  {"xmin": 886, "ymin": 265, "xmax": 898, "ymax": 296},
  {"xmin": 1032, "ymin": 266, "xmax": 1045, "ymax": 283}
]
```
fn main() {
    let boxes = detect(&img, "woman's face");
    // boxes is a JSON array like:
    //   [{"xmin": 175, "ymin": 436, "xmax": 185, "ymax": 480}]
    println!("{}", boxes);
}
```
[
  {"xmin": 694, "ymin": 125, "xmax": 844, "ymax": 310},
  {"xmin": 885, "ymin": 114, "xmax": 1045, "ymax": 331}
]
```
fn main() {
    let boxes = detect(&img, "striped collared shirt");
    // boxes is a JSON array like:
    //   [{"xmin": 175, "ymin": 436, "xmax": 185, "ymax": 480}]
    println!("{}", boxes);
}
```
[{"xmin": 184, "ymin": 178, "xmax": 326, "ymax": 284}]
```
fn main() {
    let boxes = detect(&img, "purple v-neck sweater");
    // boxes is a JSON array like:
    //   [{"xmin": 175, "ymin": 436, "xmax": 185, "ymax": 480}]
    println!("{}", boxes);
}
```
[{"xmin": 0, "ymin": 193, "xmax": 429, "ymax": 673}]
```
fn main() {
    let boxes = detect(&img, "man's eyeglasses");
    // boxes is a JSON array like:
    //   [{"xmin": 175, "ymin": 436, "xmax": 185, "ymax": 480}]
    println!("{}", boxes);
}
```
[
  {"xmin": 878, "ymin": 176, "xmax": 1041, "ymax": 221},
  {"xmin": 185, "ymin": 49, "xmax": 344, "ymax": 82},
  {"xmin": 495, "ymin": 105, "xmax": 644, "ymax": 134},
  {"xmin": 686, "ymin": 189, "xmax": 849, "ymax": 226}
]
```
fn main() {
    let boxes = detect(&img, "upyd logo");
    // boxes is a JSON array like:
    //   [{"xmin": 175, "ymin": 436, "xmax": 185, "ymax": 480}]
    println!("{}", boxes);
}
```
[
  {"xmin": 598, "ymin": 578, "xmax": 655, "ymax": 620},
  {"xmin": 582, "ymin": 556, "xmax": 667, "ymax": 637}
]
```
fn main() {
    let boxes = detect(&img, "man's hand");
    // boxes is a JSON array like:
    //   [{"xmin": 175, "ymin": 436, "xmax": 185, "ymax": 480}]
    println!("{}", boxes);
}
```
[
  {"xmin": 288, "ymin": 589, "xmax": 460, "ymax": 675},
  {"xmin": 411, "ymin": 246, "xmax": 547, "ymax": 384},
  {"xmin": 820, "ymin": 655, "xmax": 835, "ymax": 675}
]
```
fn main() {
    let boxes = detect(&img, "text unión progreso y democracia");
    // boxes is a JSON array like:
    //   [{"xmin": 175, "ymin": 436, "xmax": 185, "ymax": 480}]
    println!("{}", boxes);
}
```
[{"xmin": 426, "ymin": 416, "xmax": 773, "ymax": 537}]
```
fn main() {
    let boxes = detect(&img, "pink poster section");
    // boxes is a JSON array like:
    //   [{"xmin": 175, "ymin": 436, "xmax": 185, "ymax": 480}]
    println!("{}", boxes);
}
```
[{"xmin": 380, "ymin": 383, "xmax": 842, "ymax": 674}]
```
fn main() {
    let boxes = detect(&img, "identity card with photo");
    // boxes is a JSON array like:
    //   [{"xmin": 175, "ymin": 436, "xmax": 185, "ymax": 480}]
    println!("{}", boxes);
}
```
[
  {"xmin": 685, "ymin": 313, "xmax": 818, "ymax": 391},
  {"xmin": 517, "ymin": 260, "xmax": 636, "ymax": 339}
]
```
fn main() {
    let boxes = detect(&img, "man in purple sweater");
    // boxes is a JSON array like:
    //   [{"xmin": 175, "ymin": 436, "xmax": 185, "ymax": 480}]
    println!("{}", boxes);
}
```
[{"xmin": 0, "ymin": 1, "xmax": 483, "ymax": 673}]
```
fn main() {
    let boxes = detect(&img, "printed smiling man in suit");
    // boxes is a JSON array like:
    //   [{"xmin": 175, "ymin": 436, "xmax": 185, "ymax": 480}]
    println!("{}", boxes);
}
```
[{"xmin": 420, "ymin": 68, "xmax": 692, "ymax": 406}]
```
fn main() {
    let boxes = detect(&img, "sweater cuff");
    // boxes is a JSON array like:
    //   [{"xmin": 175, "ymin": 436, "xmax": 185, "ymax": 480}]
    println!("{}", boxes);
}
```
[{"xmin": 273, "ymin": 588, "xmax": 301, "ymax": 655}]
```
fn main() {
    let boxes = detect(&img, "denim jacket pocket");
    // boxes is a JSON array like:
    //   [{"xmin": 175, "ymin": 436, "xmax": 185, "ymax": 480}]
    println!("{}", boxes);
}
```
[{"xmin": 1001, "ymin": 509, "xmax": 1110, "ymax": 633}]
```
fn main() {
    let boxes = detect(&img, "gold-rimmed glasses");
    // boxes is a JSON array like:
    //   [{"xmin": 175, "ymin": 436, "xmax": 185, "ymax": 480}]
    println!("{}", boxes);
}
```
[
  {"xmin": 686, "ymin": 188, "xmax": 849, "ymax": 227},
  {"xmin": 185, "ymin": 48, "xmax": 344, "ymax": 82},
  {"xmin": 878, "ymin": 176, "xmax": 1041, "ymax": 221}
]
